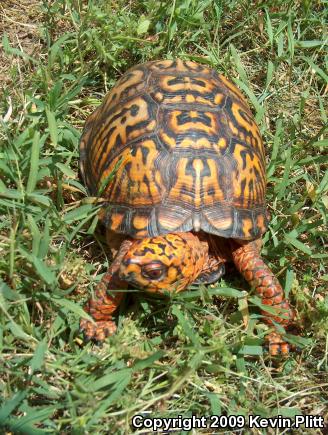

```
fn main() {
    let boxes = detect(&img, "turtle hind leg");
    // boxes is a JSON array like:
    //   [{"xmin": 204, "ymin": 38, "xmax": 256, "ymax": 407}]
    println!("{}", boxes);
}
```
[
  {"xmin": 231, "ymin": 240, "xmax": 295, "ymax": 356},
  {"xmin": 80, "ymin": 239, "xmax": 132, "ymax": 343}
]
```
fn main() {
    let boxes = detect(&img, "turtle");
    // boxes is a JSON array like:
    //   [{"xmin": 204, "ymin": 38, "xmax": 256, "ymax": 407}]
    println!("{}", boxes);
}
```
[{"xmin": 79, "ymin": 59, "xmax": 295, "ymax": 355}]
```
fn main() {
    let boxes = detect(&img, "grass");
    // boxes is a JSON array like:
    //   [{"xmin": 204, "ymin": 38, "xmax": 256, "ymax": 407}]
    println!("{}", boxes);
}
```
[{"xmin": 0, "ymin": 0, "xmax": 327, "ymax": 433}]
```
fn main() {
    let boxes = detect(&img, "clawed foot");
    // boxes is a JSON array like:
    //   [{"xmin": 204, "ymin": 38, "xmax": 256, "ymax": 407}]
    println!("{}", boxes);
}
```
[
  {"xmin": 265, "ymin": 331, "xmax": 291, "ymax": 356},
  {"xmin": 80, "ymin": 318, "xmax": 117, "ymax": 342}
]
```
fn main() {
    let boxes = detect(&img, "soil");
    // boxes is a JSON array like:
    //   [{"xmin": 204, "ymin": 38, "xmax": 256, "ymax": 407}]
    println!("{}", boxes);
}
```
[{"xmin": 0, "ymin": 0, "xmax": 42, "ymax": 89}]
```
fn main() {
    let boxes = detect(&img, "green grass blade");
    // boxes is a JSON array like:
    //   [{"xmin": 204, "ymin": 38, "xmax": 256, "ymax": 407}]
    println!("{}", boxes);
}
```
[
  {"xmin": 52, "ymin": 297, "xmax": 94, "ymax": 322},
  {"xmin": 230, "ymin": 44, "xmax": 248, "ymax": 83},
  {"xmin": 45, "ymin": 108, "xmax": 58, "ymax": 147},
  {"xmin": 19, "ymin": 248, "xmax": 56, "ymax": 285},
  {"xmin": 85, "ymin": 375, "xmax": 131, "ymax": 428},
  {"xmin": 301, "ymin": 56, "xmax": 328, "ymax": 83},
  {"xmin": 171, "ymin": 305, "xmax": 200, "ymax": 346},
  {"xmin": 265, "ymin": 8, "xmax": 273, "ymax": 46},
  {"xmin": 27, "ymin": 214, "xmax": 41, "ymax": 257},
  {"xmin": 276, "ymin": 145, "xmax": 292, "ymax": 200},
  {"xmin": 284, "ymin": 234, "xmax": 312, "ymax": 255},
  {"xmin": 133, "ymin": 350, "xmax": 165, "ymax": 371},
  {"xmin": 90, "ymin": 369, "xmax": 132, "ymax": 392},
  {"xmin": 38, "ymin": 217, "xmax": 51, "ymax": 259},
  {"xmin": 238, "ymin": 345, "xmax": 263, "ymax": 355},
  {"xmin": 63, "ymin": 203, "xmax": 96, "ymax": 223},
  {"xmin": 0, "ymin": 391, "xmax": 27, "ymax": 423},
  {"xmin": 284, "ymin": 268, "xmax": 294, "ymax": 298},
  {"xmin": 26, "ymin": 131, "xmax": 40, "ymax": 194},
  {"xmin": 30, "ymin": 340, "xmax": 48, "ymax": 373}
]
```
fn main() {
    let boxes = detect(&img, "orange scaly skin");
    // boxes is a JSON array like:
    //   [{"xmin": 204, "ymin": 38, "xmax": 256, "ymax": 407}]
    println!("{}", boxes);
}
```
[
  {"xmin": 80, "ymin": 239, "xmax": 132, "ymax": 342},
  {"xmin": 231, "ymin": 241, "xmax": 294, "ymax": 355},
  {"xmin": 120, "ymin": 232, "xmax": 207, "ymax": 293},
  {"xmin": 80, "ymin": 233, "xmax": 209, "ymax": 341}
]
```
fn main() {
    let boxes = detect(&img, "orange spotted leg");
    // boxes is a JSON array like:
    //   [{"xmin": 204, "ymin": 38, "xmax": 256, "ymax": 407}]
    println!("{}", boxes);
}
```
[
  {"xmin": 231, "ymin": 241, "xmax": 295, "ymax": 356},
  {"xmin": 80, "ymin": 239, "xmax": 132, "ymax": 342}
]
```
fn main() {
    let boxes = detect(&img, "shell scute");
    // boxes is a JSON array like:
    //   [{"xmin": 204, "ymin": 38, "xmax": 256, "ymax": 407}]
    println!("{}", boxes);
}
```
[
  {"xmin": 80, "ymin": 60, "xmax": 268, "ymax": 239},
  {"xmin": 149, "ymin": 73, "xmax": 227, "ymax": 109}
]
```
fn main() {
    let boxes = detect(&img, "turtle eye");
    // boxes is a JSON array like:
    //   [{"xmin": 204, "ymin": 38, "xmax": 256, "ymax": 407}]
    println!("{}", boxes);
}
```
[{"xmin": 142, "ymin": 262, "xmax": 167, "ymax": 280}]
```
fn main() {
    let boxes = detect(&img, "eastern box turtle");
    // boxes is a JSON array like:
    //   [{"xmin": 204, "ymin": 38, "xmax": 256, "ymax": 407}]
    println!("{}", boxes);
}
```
[{"xmin": 79, "ymin": 59, "xmax": 295, "ymax": 355}]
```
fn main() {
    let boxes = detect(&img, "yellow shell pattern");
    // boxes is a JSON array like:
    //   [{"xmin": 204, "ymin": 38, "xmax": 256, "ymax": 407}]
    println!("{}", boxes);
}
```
[{"xmin": 80, "ymin": 59, "xmax": 267, "ymax": 240}]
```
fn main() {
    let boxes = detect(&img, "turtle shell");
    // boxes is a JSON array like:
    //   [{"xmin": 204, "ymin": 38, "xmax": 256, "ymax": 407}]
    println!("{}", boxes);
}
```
[{"xmin": 80, "ymin": 59, "xmax": 268, "ymax": 240}]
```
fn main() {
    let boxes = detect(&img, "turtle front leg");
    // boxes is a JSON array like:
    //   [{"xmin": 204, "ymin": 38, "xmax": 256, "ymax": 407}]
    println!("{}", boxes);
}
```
[
  {"xmin": 80, "ymin": 239, "xmax": 132, "ymax": 342},
  {"xmin": 231, "ymin": 240, "xmax": 295, "ymax": 356}
]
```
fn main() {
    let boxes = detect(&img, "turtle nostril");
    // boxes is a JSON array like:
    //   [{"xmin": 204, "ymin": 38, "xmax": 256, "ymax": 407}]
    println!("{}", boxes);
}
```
[
  {"xmin": 128, "ymin": 272, "xmax": 136, "ymax": 282},
  {"xmin": 120, "ymin": 270, "xmax": 135, "ymax": 281}
]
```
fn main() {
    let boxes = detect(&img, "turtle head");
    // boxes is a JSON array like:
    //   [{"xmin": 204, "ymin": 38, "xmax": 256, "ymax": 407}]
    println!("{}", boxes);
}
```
[{"xmin": 119, "ymin": 233, "xmax": 207, "ymax": 293}]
